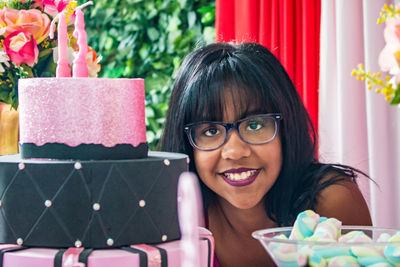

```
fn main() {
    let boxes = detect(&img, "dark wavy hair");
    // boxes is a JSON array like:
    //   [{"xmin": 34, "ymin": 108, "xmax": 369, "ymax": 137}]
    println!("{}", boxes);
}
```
[{"xmin": 160, "ymin": 42, "xmax": 362, "ymax": 226}]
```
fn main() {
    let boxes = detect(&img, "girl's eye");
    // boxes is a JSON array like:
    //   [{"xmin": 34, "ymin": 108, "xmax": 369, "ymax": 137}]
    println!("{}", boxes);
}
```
[
  {"xmin": 247, "ymin": 120, "xmax": 263, "ymax": 131},
  {"xmin": 203, "ymin": 127, "xmax": 220, "ymax": 137}
]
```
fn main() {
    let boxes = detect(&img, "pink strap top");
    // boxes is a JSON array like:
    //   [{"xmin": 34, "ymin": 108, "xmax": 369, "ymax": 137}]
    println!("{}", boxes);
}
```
[{"xmin": 205, "ymin": 212, "xmax": 221, "ymax": 267}]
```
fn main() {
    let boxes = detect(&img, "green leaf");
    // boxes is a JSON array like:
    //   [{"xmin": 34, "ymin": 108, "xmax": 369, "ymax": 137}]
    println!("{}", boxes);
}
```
[
  {"xmin": 146, "ymin": 130, "xmax": 155, "ymax": 143},
  {"xmin": 104, "ymin": 36, "xmax": 114, "ymax": 50},
  {"xmin": 390, "ymin": 86, "xmax": 400, "ymax": 105},
  {"xmin": 187, "ymin": 11, "xmax": 196, "ymax": 29},
  {"xmin": 197, "ymin": 6, "xmax": 215, "ymax": 14},
  {"xmin": 167, "ymin": 16, "xmax": 181, "ymax": 32},
  {"xmin": 178, "ymin": 0, "xmax": 187, "ymax": 8},
  {"xmin": 145, "ymin": 106, "xmax": 155, "ymax": 118},
  {"xmin": 147, "ymin": 27, "xmax": 160, "ymax": 41},
  {"xmin": 201, "ymin": 11, "xmax": 215, "ymax": 24},
  {"xmin": 203, "ymin": 26, "xmax": 215, "ymax": 44},
  {"xmin": 139, "ymin": 44, "xmax": 150, "ymax": 60}
]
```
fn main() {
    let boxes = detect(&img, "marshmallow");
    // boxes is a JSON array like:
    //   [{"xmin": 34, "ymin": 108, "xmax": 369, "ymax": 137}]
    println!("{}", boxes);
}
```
[
  {"xmin": 377, "ymin": 233, "xmax": 392, "ymax": 243},
  {"xmin": 271, "ymin": 244, "xmax": 299, "ymax": 267},
  {"xmin": 308, "ymin": 218, "xmax": 342, "ymax": 241},
  {"xmin": 327, "ymin": 255, "xmax": 359, "ymax": 267},
  {"xmin": 312, "ymin": 247, "xmax": 352, "ymax": 258},
  {"xmin": 356, "ymin": 256, "xmax": 393, "ymax": 266},
  {"xmin": 289, "ymin": 210, "xmax": 320, "ymax": 240},
  {"xmin": 383, "ymin": 232, "xmax": 400, "ymax": 266},
  {"xmin": 308, "ymin": 253, "xmax": 327, "ymax": 267},
  {"xmin": 351, "ymin": 246, "xmax": 383, "ymax": 258}
]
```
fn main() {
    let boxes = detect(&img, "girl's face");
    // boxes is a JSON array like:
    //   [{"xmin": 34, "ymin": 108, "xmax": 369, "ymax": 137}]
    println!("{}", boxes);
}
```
[{"xmin": 193, "ymin": 93, "xmax": 283, "ymax": 210}]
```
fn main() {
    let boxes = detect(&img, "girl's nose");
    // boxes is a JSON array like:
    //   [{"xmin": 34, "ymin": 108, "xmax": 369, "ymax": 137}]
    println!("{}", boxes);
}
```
[{"xmin": 220, "ymin": 130, "xmax": 251, "ymax": 160}]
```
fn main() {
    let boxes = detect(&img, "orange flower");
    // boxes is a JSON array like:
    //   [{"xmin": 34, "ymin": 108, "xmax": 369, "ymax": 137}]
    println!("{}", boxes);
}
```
[
  {"xmin": 86, "ymin": 46, "xmax": 101, "ymax": 77},
  {"xmin": 0, "ymin": 8, "xmax": 51, "ymax": 44}
]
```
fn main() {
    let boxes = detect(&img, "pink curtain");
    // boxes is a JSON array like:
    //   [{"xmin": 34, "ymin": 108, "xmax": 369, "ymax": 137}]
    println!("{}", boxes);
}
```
[{"xmin": 319, "ymin": 0, "xmax": 400, "ymax": 228}]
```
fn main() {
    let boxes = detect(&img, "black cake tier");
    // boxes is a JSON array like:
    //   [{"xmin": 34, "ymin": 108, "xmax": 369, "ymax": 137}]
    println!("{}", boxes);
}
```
[
  {"xmin": 20, "ymin": 142, "xmax": 149, "ymax": 160},
  {"xmin": 0, "ymin": 151, "xmax": 188, "ymax": 248}
]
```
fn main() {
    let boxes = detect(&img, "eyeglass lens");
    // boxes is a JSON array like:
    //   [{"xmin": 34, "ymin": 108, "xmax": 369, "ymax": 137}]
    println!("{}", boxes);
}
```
[{"xmin": 190, "ymin": 116, "xmax": 277, "ymax": 150}]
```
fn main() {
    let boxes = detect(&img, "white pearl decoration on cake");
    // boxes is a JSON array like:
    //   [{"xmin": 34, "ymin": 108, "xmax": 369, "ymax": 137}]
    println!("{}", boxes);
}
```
[
  {"xmin": 74, "ymin": 162, "xmax": 82, "ymax": 170},
  {"xmin": 75, "ymin": 240, "xmax": 82, "ymax": 247},
  {"xmin": 44, "ymin": 200, "xmax": 52, "ymax": 207},
  {"xmin": 106, "ymin": 238, "xmax": 114, "ymax": 246},
  {"xmin": 93, "ymin": 203, "xmax": 100, "ymax": 211},
  {"xmin": 16, "ymin": 238, "xmax": 23, "ymax": 245},
  {"xmin": 186, "ymin": 157, "xmax": 190, "ymax": 164},
  {"xmin": 18, "ymin": 163, "xmax": 25, "ymax": 170},
  {"xmin": 139, "ymin": 200, "xmax": 146, "ymax": 207},
  {"xmin": 163, "ymin": 159, "xmax": 170, "ymax": 166},
  {"xmin": 162, "ymin": 235, "xmax": 167, "ymax": 242}
]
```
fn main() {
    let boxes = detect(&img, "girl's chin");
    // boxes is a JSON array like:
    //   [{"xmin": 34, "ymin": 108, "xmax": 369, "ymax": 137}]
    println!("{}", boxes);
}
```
[{"xmin": 220, "ymin": 195, "xmax": 264, "ymax": 210}]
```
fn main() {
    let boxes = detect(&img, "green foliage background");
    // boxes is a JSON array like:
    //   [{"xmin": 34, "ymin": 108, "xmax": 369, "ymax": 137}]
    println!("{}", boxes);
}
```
[{"xmin": 84, "ymin": 0, "xmax": 215, "ymax": 149}]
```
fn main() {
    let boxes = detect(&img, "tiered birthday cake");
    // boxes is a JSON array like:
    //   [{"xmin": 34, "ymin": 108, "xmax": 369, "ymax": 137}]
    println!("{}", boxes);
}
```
[
  {"xmin": 0, "ymin": 84, "xmax": 214, "ymax": 266},
  {"xmin": 0, "ymin": 3, "xmax": 214, "ymax": 267}
]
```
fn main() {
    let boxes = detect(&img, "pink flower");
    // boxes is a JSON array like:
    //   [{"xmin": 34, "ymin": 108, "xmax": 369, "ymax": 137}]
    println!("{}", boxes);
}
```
[
  {"xmin": 43, "ymin": 0, "xmax": 70, "ymax": 17},
  {"xmin": 3, "ymin": 31, "xmax": 39, "ymax": 67},
  {"xmin": 32, "ymin": 0, "xmax": 45, "ymax": 9},
  {"xmin": 0, "ymin": 8, "xmax": 51, "ymax": 44},
  {"xmin": 379, "ymin": 18, "xmax": 400, "ymax": 84}
]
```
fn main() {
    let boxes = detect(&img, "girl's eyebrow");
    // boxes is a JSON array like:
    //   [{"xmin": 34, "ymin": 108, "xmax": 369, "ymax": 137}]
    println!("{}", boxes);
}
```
[{"xmin": 239, "ymin": 109, "xmax": 266, "ymax": 119}]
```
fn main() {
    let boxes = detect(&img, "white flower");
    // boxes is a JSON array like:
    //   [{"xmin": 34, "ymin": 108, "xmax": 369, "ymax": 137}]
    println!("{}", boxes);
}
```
[
  {"xmin": 52, "ymin": 46, "xmax": 75, "ymax": 66},
  {"xmin": 0, "ymin": 49, "xmax": 11, "ymax": 73}
]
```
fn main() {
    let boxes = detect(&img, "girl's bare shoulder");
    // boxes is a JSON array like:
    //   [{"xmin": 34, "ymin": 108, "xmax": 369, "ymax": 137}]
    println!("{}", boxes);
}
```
[{"xmin": 314, "ymin": 174, "xmax": 372, "ymax": 226}]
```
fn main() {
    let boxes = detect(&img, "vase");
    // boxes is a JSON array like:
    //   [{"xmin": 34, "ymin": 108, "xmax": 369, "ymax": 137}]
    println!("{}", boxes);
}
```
[{"xmin": 0, "ymin": 103, "xmax": 19, "ymax": 155}]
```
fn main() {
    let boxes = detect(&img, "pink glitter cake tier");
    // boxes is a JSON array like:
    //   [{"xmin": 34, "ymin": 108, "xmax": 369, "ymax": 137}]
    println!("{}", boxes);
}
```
[{"xmin": 18, "ymin": 78, "xmax": 147, "ymax": 160}]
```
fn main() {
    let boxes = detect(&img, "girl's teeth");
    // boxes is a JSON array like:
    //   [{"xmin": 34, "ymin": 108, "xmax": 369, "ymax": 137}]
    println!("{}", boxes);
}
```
[{"xmin": 224, "ymin": 170, "xmax": 257, "ymax": 181}]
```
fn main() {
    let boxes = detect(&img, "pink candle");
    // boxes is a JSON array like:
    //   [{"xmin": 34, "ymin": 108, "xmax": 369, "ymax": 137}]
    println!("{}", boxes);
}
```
[
  {"xmin": 72, "ymin": 8, "xmax": 88, "ymax": 77},
  {"xmin": 56, "ymin": 12, "xmax": 71, "ymax": 77}
]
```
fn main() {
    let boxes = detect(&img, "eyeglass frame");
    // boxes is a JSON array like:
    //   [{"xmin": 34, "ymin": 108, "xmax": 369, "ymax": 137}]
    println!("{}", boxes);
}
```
[{"xmin": 184, "ymin": 113, "xmax": 282, "ymax": 151}]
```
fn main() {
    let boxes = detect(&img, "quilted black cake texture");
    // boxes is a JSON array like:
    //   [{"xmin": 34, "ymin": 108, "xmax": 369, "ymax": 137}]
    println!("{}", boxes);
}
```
[{"xmin": 0, "ymin": 151, "xmax": 188, "ymax": 248}]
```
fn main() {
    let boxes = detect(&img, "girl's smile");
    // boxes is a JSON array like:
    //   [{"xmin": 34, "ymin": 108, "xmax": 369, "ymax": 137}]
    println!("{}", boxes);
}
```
[{"xmin": 219, "ymin": 168, "xmax": 261, "ymax": 187}]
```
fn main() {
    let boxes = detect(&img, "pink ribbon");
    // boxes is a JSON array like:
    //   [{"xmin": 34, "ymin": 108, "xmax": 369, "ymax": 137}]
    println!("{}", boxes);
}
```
[
  {"xmin": 131, "ymin": 244, "xmax": 161, "ymax": 267},
  {"xmin": 62, "ymin": 247, "xmax": 85, "ymax": 267},
  {"xmin": 0, "ymin": 244, "xmax": 20, "ymax": 250}
]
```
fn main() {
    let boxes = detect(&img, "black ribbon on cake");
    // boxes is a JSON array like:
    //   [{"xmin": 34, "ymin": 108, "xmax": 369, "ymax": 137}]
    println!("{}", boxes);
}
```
[
  {"xmin": 53, "ymin": 248, "xmax": 93, "ymax": 267},
  {"xmin": 20, "ymin": 142, "xmax": 148, "ymax": 160},
  {"xmin": 0, "ymin": 236, "xmax": 214, "ymax": 267}
]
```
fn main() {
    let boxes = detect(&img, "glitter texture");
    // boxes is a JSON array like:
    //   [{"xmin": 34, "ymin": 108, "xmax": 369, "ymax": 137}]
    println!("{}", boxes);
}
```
[{"xmin": 19, "ymin": 78, "xmax": 146, "ymax": 147}]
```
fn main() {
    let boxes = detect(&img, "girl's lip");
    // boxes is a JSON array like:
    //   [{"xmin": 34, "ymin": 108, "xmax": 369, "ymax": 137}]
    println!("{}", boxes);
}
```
[
  {"xmin": 220, "ymin": 167, "xmax": 259, "ymax": 174},
  {"xmin": 220, "ymin": 169, "xmax": 261, "ymax": 187}
]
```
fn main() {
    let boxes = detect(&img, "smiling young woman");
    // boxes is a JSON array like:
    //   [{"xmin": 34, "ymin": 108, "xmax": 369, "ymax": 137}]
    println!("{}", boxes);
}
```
[{"xmin": 160, "ymin": 42, "xmax": 372, "ymax": 267}]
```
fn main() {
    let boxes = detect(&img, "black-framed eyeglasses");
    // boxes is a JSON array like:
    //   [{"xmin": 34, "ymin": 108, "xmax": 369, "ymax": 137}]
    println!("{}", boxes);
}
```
[{"xmin": 184, "ymin": 114, "xmax": 282, "ymax": 151}]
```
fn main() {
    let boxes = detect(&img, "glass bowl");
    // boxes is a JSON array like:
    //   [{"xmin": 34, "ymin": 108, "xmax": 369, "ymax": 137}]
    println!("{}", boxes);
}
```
[{"xmin": 252, "ymin": 226, "xmax": 400, "ymax": 267}]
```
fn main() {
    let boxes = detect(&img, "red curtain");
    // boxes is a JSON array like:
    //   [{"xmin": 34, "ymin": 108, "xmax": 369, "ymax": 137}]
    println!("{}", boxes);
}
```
[{"xmin": 215, "ymin": 0, "xmax": 321, "ymax": 137}]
